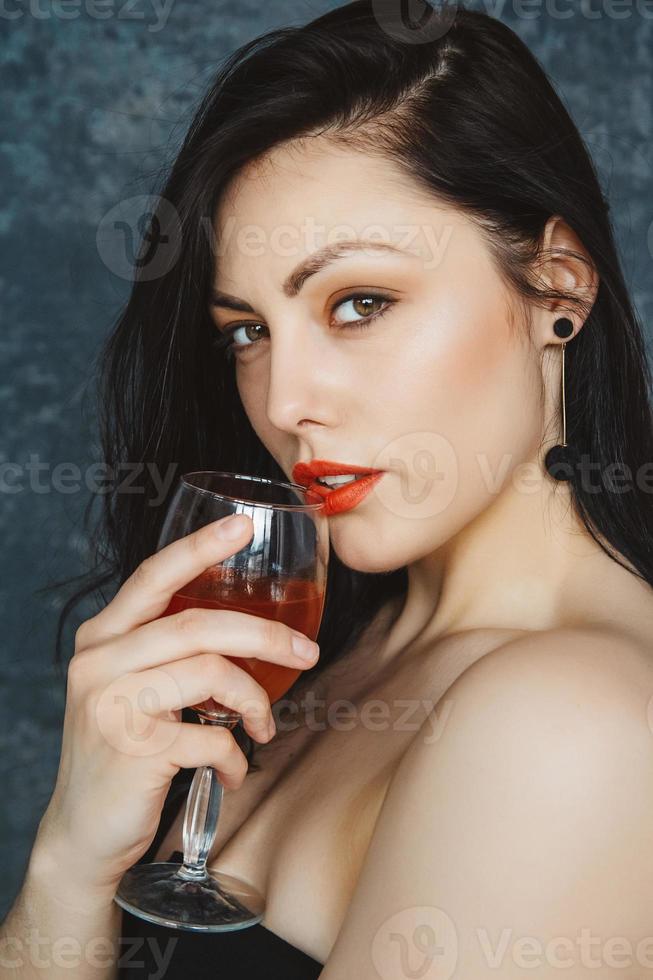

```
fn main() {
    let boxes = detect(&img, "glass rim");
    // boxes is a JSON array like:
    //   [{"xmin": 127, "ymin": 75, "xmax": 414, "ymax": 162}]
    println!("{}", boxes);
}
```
[{"xmin": 180, "ymin": 470, "xmax": 326, "ymax": 512}]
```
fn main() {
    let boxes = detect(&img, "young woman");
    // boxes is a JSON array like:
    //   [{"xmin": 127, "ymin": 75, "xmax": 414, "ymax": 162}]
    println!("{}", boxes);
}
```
[{"xmin": 4, "ymin": 2, "xmax": 653, "ymax": 977}]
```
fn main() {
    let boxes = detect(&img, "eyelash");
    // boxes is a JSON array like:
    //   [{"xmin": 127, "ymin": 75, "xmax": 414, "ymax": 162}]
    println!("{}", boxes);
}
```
[{"xmin": 211, "ymin": 291, "xmax": 397, "ymax": 361}]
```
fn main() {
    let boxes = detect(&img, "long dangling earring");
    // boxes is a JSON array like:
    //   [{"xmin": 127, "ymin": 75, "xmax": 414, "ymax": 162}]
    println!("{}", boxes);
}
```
[{"xmin": 544, "ymin": 316, "xmax": 577, "ymax": 481}]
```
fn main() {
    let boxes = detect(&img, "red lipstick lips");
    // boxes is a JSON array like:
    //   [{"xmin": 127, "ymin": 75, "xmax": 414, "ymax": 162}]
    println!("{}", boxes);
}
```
[{"xmin": 292, "ymin": 460, "xmax": 385, "ymax": 516}]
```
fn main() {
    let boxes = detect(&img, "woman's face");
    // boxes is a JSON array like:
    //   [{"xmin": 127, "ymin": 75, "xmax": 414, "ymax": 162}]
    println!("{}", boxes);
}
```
[{"xmin": 211, "ymin": 140, "xmax": 545, "ymax": 573}]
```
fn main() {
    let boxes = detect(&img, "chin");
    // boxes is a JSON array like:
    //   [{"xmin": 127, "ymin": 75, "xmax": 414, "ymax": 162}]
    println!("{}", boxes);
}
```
[
  {"xmin": 341, "ymin": 554, "xmax": 404, "ymax": 575},
  {"xmin": 328, "ymin": 522, "xmax": 421, "ymax": 575}
]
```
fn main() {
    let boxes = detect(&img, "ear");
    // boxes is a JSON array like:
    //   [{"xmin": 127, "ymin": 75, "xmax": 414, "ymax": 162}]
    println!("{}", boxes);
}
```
[{"xmin": 530, "ymin": 215, "xmax": 599, "ymax": 347}]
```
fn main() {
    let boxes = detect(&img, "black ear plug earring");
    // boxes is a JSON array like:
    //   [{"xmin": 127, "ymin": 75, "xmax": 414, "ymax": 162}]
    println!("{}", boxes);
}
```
[{"xmin": 544, "ymin": 317, "xmax": 577, "ymax": 481}]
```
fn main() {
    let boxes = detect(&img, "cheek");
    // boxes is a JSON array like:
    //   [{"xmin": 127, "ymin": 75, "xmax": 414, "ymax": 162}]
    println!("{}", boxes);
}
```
[
  {"xmin": 403, "ymin": 292, "xmax": 539, "ymax": 466},
  {"xmin": 236, "ymin": 369, "xmax": 261, "ymax": 425},
  {"xmin": 359, "ymin": 301, "xmax": 542, "ymax": 554},
  {"xmin": 444, "ymin": 319, "xmax": 536, "ymax": 450}
]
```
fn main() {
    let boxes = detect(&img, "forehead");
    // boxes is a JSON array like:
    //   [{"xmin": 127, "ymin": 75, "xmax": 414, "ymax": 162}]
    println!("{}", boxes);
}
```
[
  {"xmin": 212, "ymin": 140, "xmax": 454, "ymax": 284},
  {"xmin": 218, "ymin": 139, "xmax": 428, "ymax": 221}
]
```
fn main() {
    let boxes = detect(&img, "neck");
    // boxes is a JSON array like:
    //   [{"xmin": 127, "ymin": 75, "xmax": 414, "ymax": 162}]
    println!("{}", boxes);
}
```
[{"xmin": 380, "ymin": 461, "xmax": 632, "ymax": 663}]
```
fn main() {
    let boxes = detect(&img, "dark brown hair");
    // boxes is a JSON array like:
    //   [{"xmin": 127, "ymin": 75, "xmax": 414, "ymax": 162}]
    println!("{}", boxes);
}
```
[{"xmin": 46, "ymin": 1, "xmax": 653, "ymax": 767}]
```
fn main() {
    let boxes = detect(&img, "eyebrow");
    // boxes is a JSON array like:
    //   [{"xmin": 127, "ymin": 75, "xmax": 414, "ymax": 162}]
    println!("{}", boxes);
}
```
[{"xmin": 210, "ymin": 239, "xmax": 410, "ymax": 312}]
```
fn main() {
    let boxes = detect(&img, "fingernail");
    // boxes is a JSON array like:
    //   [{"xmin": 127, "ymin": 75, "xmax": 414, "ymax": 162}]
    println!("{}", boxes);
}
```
[
  {"xmin": 291, "ymin": 634, "xmax": 319, "ymax": 661},
  {"xmin": 215, "ymin": 515, "xmax": 250, "ymax": 540}
]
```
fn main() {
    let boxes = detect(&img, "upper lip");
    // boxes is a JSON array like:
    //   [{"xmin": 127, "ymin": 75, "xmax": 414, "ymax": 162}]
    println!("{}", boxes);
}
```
[{"xmin": 292, "ymin": 459, "xmax": 384, "ymax": 487}]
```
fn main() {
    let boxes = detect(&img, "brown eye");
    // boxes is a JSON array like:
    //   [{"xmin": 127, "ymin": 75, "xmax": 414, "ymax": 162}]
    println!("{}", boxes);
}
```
[
  {"xmin": 215, "ymin": 291, "xmax": 396, "ymax": 361},
  {"xmin": 238, "ymin": 324, "xmax": 267, "ymax": 344},
  {"xmin": 331, "ymin": 294, "xmax": 391, "ymax": 326},
  {"xmin": 224, "ymin": 322, "xmax": 270, "ymax": 351}
]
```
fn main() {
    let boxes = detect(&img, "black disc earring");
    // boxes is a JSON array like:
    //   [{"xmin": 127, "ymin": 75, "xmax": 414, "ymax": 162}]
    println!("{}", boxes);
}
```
[{"xmin": 544, "ymin": 317, "xmax": 578, "ymax": 481}]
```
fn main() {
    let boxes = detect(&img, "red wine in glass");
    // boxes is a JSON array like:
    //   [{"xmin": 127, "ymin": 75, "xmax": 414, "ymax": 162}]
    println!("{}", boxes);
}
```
[
  {"xmin": 113, "ymin": 471, "xmax": 328, "ymax": 932},
  {"xmin": 161, "ymin": 569, "xmax": 325, "ymax": 710}
]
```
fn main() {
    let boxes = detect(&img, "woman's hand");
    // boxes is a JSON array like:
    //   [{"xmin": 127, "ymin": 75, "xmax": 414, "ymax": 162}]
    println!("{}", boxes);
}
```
[{"xmin": 32, "ymin": 513, "xmax": 320, "ymax": 900}]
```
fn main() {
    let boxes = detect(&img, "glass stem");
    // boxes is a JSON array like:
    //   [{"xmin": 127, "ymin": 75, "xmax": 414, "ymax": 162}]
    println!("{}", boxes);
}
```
[{"xmin": 175, "ymin": 713, "xmax": 239, "ymax": 883}]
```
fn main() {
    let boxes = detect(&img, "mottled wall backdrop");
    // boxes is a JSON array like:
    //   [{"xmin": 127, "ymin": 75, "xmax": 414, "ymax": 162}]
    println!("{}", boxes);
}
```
[{"xmin": 1, "ymin": 0, "xmax": 652, "ymax": 917}]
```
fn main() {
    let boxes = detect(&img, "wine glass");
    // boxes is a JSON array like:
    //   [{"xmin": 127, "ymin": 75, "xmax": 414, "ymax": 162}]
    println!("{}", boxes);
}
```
[{"xmin": 113, "ymin": 471, "xmax": 329, "ymax": 932}]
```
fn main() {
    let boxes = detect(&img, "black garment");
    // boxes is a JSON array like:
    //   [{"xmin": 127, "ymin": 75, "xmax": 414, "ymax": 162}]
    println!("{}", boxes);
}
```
[{"xmin": 117, "ymin": 767, "xmax": 323, "ymax": 979}]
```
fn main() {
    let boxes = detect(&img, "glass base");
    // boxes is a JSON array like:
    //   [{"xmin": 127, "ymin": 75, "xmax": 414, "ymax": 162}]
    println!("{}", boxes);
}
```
[{"xmin": 114, "ymin": 862, "xmax": 266, "ymax": 932}]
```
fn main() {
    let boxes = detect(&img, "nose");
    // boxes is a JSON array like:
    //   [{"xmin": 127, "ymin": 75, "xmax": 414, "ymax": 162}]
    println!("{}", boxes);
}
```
[{"xmin": 264, "ymin": 322, "xmax": 340, "ymax": 435}]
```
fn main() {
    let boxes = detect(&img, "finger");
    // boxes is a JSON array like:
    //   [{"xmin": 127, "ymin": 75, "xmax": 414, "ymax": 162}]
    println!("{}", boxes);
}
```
[
  {"xmin": 87, "ymin": 606, "xmax": 319, "ymax": 683},
  {"xmin": 118, "ymin": 655, "xmax": 275, "ymax": 741},
  {"xmin": 166, "ymin": 722, "xmax": 249, "ymax": 789},
  {"xmin": 76, "ymin": 514, "xmax": 254, "ymax": 650}
]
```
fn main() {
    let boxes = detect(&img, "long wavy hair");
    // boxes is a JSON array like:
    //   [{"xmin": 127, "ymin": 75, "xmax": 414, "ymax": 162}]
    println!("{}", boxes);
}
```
[{"xmin": 45, "ymin": 0, "xmax": 653, "ymax": 769}]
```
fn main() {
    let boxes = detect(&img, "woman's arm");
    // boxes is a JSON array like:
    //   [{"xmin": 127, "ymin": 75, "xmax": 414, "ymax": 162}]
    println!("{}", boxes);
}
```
[{"xmin": 0, "ymin": 830, "xmax": 122, "ymax": 980}]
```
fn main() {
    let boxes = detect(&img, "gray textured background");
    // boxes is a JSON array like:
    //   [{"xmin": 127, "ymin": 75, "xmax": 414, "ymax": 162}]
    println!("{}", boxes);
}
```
[{"xmin": 1, "ymin": 0, "xmax": 652, "ymax": 918}]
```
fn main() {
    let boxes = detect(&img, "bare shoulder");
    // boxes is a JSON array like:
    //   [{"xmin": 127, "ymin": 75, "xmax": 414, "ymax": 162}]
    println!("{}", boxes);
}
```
[
  {"xmin": 446, "ymin": 622, "xmax": 653, "ymax": 719},
  {"xmin": 423, "ymin": 623, "xmax": 653, "ymax": 798},
  {"xmin": 320, "ymin": 624, "xmax": 653, "ymax": 978}
]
